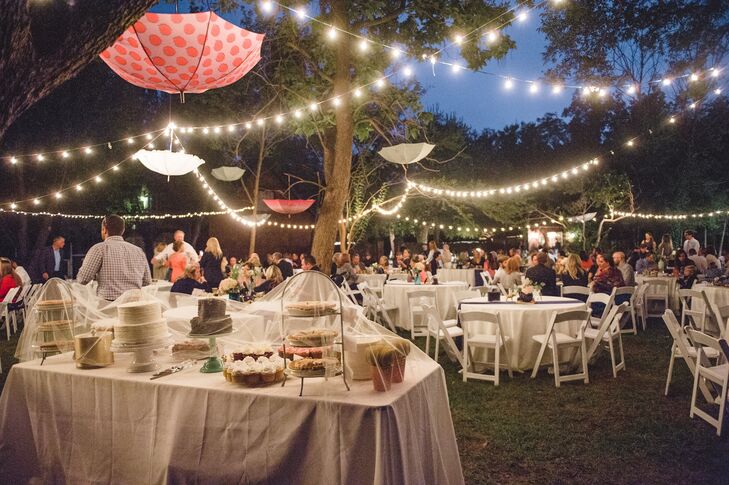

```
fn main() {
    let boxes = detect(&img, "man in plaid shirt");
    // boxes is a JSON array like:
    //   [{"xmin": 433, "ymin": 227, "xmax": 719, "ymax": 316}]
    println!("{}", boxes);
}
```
[{"xmin": 77, "ymin": 215, "xmax": 151, "ymax": 301}]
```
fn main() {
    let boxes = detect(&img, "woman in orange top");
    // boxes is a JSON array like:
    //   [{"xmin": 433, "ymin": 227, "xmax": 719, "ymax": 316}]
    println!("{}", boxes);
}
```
[{"xmin": 167, "ymin": 240, "xmax": 188, "ymax": 283}]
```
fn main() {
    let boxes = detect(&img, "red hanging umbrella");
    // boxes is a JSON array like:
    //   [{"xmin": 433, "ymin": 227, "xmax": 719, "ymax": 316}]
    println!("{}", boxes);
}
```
[
  {"xmin": 263, "ymin": 199, "xmax": 315, "ymax": 215},
  {"xmin": 100, "ymin": 12, "xmax": 264, "ymax": 100}
]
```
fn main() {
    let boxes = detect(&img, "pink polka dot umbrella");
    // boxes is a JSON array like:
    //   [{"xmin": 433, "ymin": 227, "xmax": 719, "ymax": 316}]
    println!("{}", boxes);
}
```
[{"xmin": 100, "ymin": 12, "xmax": 264, "ymax": 101}]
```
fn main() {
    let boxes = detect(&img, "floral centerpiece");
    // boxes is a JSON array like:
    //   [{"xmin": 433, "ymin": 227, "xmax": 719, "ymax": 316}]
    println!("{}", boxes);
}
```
[
  {"xmin": 218, "ymin": 277, "xmax": 241, "ymax": 300},
  {"xmin": 513, "ymin": 278, "xmax": 543, "ymax": 303},
  {"xmin": 408, "ymin": 262, "xmax": 427, "ymax": 284}
]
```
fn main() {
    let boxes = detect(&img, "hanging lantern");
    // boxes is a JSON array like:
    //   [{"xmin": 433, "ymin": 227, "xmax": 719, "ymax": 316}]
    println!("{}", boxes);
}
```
[
  {"xmin": 211, "ymin": 166, "xmax": 245, "ymax": 182},
  {"xmin": 100, "ymin": 12, "xmax": 264, "ymax": 101},
  {"xmin": 378, "ymin": 142, "xmax": 435, "ymax": 165},
  {"xmin": 135, "ymin": 149, "xmax": 204, "ymax": 176},
  {"xmin": 263, "ymin": 199, "xmax": 315, "ymax": 215}
]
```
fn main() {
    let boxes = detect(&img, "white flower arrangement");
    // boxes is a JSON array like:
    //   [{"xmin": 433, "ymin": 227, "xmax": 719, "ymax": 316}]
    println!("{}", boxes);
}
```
[{"xmin": 218, "ymin": 277, "xmax": 240, "ymax": 294}]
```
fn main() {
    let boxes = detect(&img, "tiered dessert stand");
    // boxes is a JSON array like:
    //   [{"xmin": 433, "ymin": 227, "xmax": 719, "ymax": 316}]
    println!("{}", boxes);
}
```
[
  {"xmin": 280, "ymin": 271, "xmax": 350, "ymax": 396},
  {"xmin": 187, "ymin": 328, "xmax": 232, "ymax": 373}
]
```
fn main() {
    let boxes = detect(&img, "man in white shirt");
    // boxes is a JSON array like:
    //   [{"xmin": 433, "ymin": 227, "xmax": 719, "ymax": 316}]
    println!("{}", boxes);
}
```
[
  {"xmin": 77, "ymin": 215, "xmax": 151, "ymax": 301},
  {"xmin": 683, "ymin": 230, "xmax": 700, "ymax": 255},
  {"xmin": 151, "ymin": 230, "xmax": 198, "ymax": 266}
]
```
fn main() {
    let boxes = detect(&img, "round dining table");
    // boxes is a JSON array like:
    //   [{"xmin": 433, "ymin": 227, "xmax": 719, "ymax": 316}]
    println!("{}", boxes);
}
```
[
  {"xmin": 382, "ymin": 281, "xmax": 468, "ymax": 331},
  {"xmin": 436, "ymin": 268, "xmax": 478, "ymax": 287},
  {"xmin": 636, "ymin": 275, "xmax": 680, "ymax": 311},
  {"xmin": 459, "ymin": 296, "xmax": 586, "ymax": 371}
]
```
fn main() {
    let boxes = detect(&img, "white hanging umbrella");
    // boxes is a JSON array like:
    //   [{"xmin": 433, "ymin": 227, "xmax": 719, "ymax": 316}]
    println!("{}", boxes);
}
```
[
  {"xmin": 378, "ymin": 142, "xmax": 435, "ymax": 165},
  {"xmin": 212, "ymin": 166, "xmax": 246, "ymax": 182},
  {"xmin": 135, "ymin": 149, "xmax": 205, "ymax": 177},
  {"xmin": 571, "ymin": 212, "xmax": 597, "ymax": 223}
]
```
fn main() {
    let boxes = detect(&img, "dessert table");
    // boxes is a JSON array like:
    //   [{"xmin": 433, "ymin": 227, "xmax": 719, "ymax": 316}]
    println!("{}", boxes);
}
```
[
  {"xmin": 636, "ymin": 275, "xmax": 679, "ymax": 311},
  {"xmin": 436, "ymin": 268, "xmax": 477, "ymax": 287},
  {"xmin": 0, "ymin": 351, "xmax": 464, "ymax": 484},
  {"xmin": 459, "ymin": 296, "xmax": 586, "ymax": 371},
  {"xmin": 382, "ymin": 281, "xmax": 468, "ymax": 330}
]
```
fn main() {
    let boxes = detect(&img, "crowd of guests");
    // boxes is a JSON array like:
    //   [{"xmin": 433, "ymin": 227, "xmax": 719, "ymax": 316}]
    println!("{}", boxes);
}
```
[{"xmin": 4, "ymin": 217, "xmax": 729, "ymax": 309}]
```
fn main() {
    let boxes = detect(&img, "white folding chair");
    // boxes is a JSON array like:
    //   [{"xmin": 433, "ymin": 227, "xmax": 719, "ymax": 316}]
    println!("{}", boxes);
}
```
[
  {"xmin": 643, "ymin": 278, "xmax": 671, "ymax": 322},
  {"xmin": 480, "ymin": 271, "xmax": 494, "ymax": 286},
  {"xmin": 662, "ymin": 310, "xmax": 717, "ymax": 401},
  {"xmin": 634, "ymin": 283, "xmax": 649, "ymax": 331},
  {"xmin": 613, "ymin": 287, "xmax": 638, "ymax": 335},
  {"xmin": 704, "ymin": 296, "xmax": 729, "ymax": 338},
  {"xmin": 530, "ymin": 309, "xmax": 591, "ymax": 387},
  {"xmin": 460, "ymin": 310, "xmax": 512, "ymax": 385},
  {"xmin": 687, "ymin": 329, "xmax": 729, "ymax": 436},
  {"xmin": 12, "ymin": 284, "xmax": 31, "ymax": 327},
  {"xmin": 422, "ymin": 304, "xmax": 464, "ymax": 367},
  {"xmin": 407, "ymin": 289, "xmax": 457, "ymax": 339},
  {"xmin": 678, "ymin": 289, "xmax": 708, "ymax": 332},
  {"xmin": 453, "ymin": 289, "xmax": 481, "ymax": 307},
  {"xmin": 584, "ymin": 303, "xmax": 628, "ymax": 377},
  {"xmin": 585, "ymin": 289, "xmax": 615, "ymax": 329},
  {"xmin": 341, "ymin": 279, "xmax": 363, "ymax": 306},
  {"xmin": 360, "ymin": 285, "xmax": 398, "ymax": 333},
  {"xmin": 561, "ymin": 285, "xmax": 590, "ymax": 300},
  {"xmin": 0, "ymin": 287, "xmax": 21, "ymax": 340}
]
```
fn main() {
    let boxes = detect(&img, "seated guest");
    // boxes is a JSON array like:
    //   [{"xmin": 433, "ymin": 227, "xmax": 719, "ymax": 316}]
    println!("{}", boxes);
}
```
[
  {"xmin": 559, "ymin": 254, "xmax": 588, "ymax": 287},
  {"xmin": 705, "ymin": 261, "xmax": 722, "ymax": 280},
  {"xmin": 336, "ymin": 253, "xmax": 359, "ymax": 289},
  {"xmin": 351, "ymin": 253, "xmax": 366, "ymax": 274},
  {"xmin": 246, "ymin": 253, "xmax": 262, "ymax": 268},
  {"xmin": 499, "ymin": 257, "xmax": 523, "ymax": 290},
  {"xmin": 705, "ymin": 246, "xmax": 721, "ymax": 270},
  {"xmin": 226, "ymin": 256, "xmax": 238, "ymax": 277},
  {"xmin": 525, "ymin": 252, "xmax": 559, "ymax": 297},
  {"xmin": 688, "ymin": 248, "xmax": 708, "ymax": 274},
  {"xmin": 579, "ymin": 250, "xmax": 593, "ymax": 272},
  {"xmin": 77, "ymin": 215, "xmax": 151, "ymax": 301},
  {"xmin": 0, "ymin": 258, "xmax": 20, "ymax": 300},
  {"xmin": 362, "ymin": 250, "xmax": 375, "ymax": 267},
  {"xmin": 167, "ymin": 240, "xmax": 188, "ymax": 282},
  {"xmin": 170, "ymin": 265, "xmax": 210, "ymax": 294},
  {"xmin": 673, "ymin": 249, "xmax": 690, "ymax": 274},
  {"xmin": 592, "ymin": 254, "xmax": 625, "ymax": 295},
  {"xmin": 678, "ymin": 265, "xmax": 698, "ymax": 289},
  {"xmin": 254, "ymin": 265, "xmax": 284, "ymax": 294},
  {"xmin": 11, "ymin": 260, "xmax": 31, "ymax": 288},
  {"xmin": 394, "ymin": 252, "xmax": 404, "ymax": 271},
  {"xmin": 301, "ymin": 255, "xmax": 320, "ymax": 272},
  {"xmin": 528, "ymin": 252, "xmax": 539, "ymax": 268},
  {"xmin": 470, "ymin": 249, "xmax": 485, "ymax": 269},
  {"xmin": 492, "ymin": 255, "xmax": 509, "ymax": 284},
  {"xmin": 330, "ymin": 252, "xmax": 341, "ymax": 276},
  {"xmin": 635, "ymin": 252, "xmax": 657, "ymax": 274},
  {"xmin": 290, "ymin": 253, "xmax": 300, "ymax": 269},
  {"xmin": 612, "ymin": 251, "xmax": 635, "ymax": 286},
  {"xmin": 626, "ymin": 247, "xmax": 641, "ymax": 269},
  {"xmin": 484, "ymin": 252, "xmax": 499, "ymax": 278},
  {"xmin": 272, "ymin": 252, "xmax": 293, "ymax": 279},
  {"xmin": 429, "ymin": 251, "xmax": 442, "ymax": 276},
  {"xmin": 375, "ymin": 255, "xmax": 390, "ymax": 274},
  {"xmin": 400, "ymin": 249, "xmax": 412, "ymax": 270}
]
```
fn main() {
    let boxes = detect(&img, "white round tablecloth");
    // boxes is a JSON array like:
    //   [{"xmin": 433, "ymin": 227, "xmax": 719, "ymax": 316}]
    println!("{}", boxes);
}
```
[
  {"xmin": 356, "ymin": 274, "xmax": 387, "ymax": 289},
  {"xmin": 636, "ymin": 275, "xmax": 679, "ymax": 311},
  {"xmin": 459, "ymin": 296, "xmax": 586, "ymax": 371},
  {"xmin": 436, "ymin": 268, "xmax": 477, "ymax": 287},
  {"xmin": 691, "ymin": 284, "xmax": 729, "ymax": 334},
  {"xmin": 383, "ymin": 281, "xmax": 468, "ymax": 330}
]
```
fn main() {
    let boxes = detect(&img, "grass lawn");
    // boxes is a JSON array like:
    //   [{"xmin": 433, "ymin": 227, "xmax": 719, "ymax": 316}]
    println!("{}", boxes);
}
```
[{"xmin": 1, "ymin": 319, "xmax": 727, "ymax": 484}]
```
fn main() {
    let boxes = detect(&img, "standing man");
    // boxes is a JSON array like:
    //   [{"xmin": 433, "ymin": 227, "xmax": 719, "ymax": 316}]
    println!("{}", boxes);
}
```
[
  {"xmin": 77, "ymin": 215, "xmax": 151, "ymax": 301},
  {"xmin": 272, "ymin": 252, "xmax": 293, "ymax": 278},
  {"xmin": 151, "ymin": 230, "xmax": 198, "ymax": 268},
  {"xmin": 30, "ymin": 235, "xmax": 65, "ymax": 283},
  {"xmin": 683, "ymin": 230, "xmax": 700, "ymax": 255}
]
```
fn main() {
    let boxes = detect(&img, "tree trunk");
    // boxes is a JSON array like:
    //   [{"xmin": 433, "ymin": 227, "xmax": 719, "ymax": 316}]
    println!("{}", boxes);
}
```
[
  {"xmin": 0, "ymin": 0, "xmax": 155, "ymax": 142},
  {"xmin": 248, "ymin": 125, "xmax": 267, "ymax": 255},
  {"xmin": 311, "ymin": 1, "xmax": 354, "ymax": 267}
]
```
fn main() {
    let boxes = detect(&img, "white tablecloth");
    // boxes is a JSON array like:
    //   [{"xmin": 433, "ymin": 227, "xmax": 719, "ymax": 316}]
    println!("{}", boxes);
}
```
[
  {"xmin": 356, "ymin": 274, "xmax": 387, "ymax": 289},
  {"xmin": 383, "ymin": 281, "xmax": 468, "ymax": 330},
  {"xmin": 636, "ymin": 275, "xmax": 679, "ymax": 311},
  {"xmin": 435, "ymin": 269, "xmax": 477, "ymax": 287},
  {"xmin": 691, "ymin": 284, "xmax": 729, "ymax": 334},
  {"xmin": 459, "ymin": 296, "xmax": 586, "ymax": 371},
  {"xmin": 0, "ymin": 351, "xmax": 463, "ymax": 484}
]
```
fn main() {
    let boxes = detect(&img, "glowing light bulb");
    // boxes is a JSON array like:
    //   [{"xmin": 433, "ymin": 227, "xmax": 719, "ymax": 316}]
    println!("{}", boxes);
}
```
[
  {"xmin": 227, "ymin": 125, "xmax": 236, "ymax": 132},
  {"xmin": 275, "ymin": 114, "xmax": 284, "ymax": 124},
  {"xmin": 75, "ymin": 184, "xmax": 83, "ymax": 191},
  {"xmin": 529, "ymin": 82, "xmax": 539, "ymax": 94},
  {"xmin": 256, "ymin": 118, "xmax": 265, "ymax": 126},
  {"xmin": 112, "ymin": 165, "xmax": 120, "ymax": 171},
  {"xmin": 245, "ymin": 121, "xmax": 252, "ymax": 129},
  {"xmin": 689, "ymin": 102, "xmax": 697, "ymax": 109},
  {"xmin": 146, "ymin": 133, "xmax": 153, "ymax": 140},
  {"xmin": 95, "ymin": 176, "xmax": 102, "ymax": 183},
  {"xmin": 55, "ymin": 192, "xmax": 62, "ymax": 199},
  {"xmin": 213, "ymin": 126, "xmax": 221, "ymax": 133},
  {"xmin": 202, "ymin": 127, "xmax": 209, "ymax": 134},
  {"xmin": 353, "ymin": 88, "xmax": 362, "ymax": 98},
  {"xmin": 552, "ymin": 84, "xmax": 562, "ymax": 94},
  {"xmin": 147, "ymin": 143, "xmax": 154, "ymax": 149},
  {"xmin": 10, "ymin": 157, "xmax": 17, "ymax": 164},
  {"xmin": 332, "ymin": 97, "xmax": 341, "ymax": 107},
  {"xmin": 598, "ymin": 88, "xmax": 607, "ymax": 98},
  {"xmin": 295, "ymin": 6, "xmax": 306, "ymax": 19},
  {"xmin": 454, "ymin": 34, "xmax": 463, "ymax": 45},
  {"xmin": 33, "ymin": 199, "xmax": 40, "ymax": 205},
  {"xmin": 309, "ymin": 102, "xmax": 318, "ymax": 112},
  {"xmin": 327, "ymin": 27, "xmax": 337, "ymax": 40},
  {"xmin": 10, "ymin": 203, "xmax": 16, "ymax": 209},
  {"xmin": 662, "ymin": 78, "xmax": 672, "ymax": 86},
  {"xmin": 715, "ymin": 88, "xmax": 723, "ymax": 95},
  {"xmin": 669, "ymin": 116, "xmax": 676, "ymax": 123},
  {"xmin": 486, "ymin": 30, "xmax": 499, "ymax": 44},
  {"xmin": 429, "ymin": 55, "xmax": 437, "ymax": 65},
  {"xmin": 260, "ymin": 1, "xmax": 273, "ymax": 13},
  {"xmin": 127, "ymin": 137, "xmax": 134, "ymax": 144},
  {"xmin": 627, "ymin": 84, "xmax": 637, "ymax": 95},
  {"xmin": 627, "ymin": 140, "xmax": 635, "ymax": 147},
  {"xmin": 710, "ymin": 68, "xmax": 720, "ymax": 78},
  {"xmin": 358, "ymin": 39, "xmax": 369, "ymax": 52},
  {"xmin": 390, "ymin": 48, "xmax": 402, "ymax": 59},
  {"xmin": 690, "ymin": 73, "xmax": 699, "ymax": 81},
  {"xmin": 504, "ymin": 78, "xmax": 514, "ymax": 90},
  {"xmin": 293, "ymin": 109, "xmax": 302, "ymax": 118},
  {"xmin": 517, "ymin": 11, "xmax": 528, "ymax": 22},
  {"xmin": 451, "ymin": 63, "xmax": 461, "ymax": 73},
  {"xmin": 36, "ymin": 154, "xmax": 44, "ymax": 161},
  {"xmin": 402, "ymin": 66, "xmax": 413, "ymax": 77},
  {"xmin": 376, "ymin": 78, "xmax": 386, "ymax": 89}
]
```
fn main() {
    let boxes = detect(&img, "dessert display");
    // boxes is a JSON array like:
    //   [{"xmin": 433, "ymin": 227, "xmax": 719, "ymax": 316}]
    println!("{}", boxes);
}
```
[
  {"xmin": 73, "ymin": 332, "xmax": 114, "ymax": 369},
  {"xmin": 32, "ymin": 298, "xmax": 76, "ymax": 359},
  {"xmin": 286, "ymin": 328, "xmax": 339, "ymax": 347},
  {"xmin": 285, "ymin": 300, "xmax": 338, "ymax": 316},
  {"xmin": 171, "ymin": 339, "xmax": 211, "ymax": 361},
  {"xmin": 232, "ymin": 344, "xmax": 274, "ymax": 361},
  {"xmin": 189, "ymin": 298, "xmax": 233, "ymax": 336},
  {"xmin": 277, "ymin": 345, "xmax": 324, "ymax": 360},
  {"xmin": 224, "ymin": 355, "xmax": 286, "ymax": 386},
  {"xmin": 114, "ymin": 301, "xmax": 169, "ymax": 345},
  {"xmin": 287, "ymin": 357, "xmax": 341, "ymax": 378}
]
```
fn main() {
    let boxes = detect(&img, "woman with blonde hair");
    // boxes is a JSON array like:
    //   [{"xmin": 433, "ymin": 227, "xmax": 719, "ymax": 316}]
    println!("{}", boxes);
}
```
[
  {"xmin": 170, "ymin": 264, "xmax": 210, "ymax": 295},
  {"xmin": 558, "ymin": 253, "xmax": 587, "ymax": 287},
  {"xmin": 200, "ymin": 237, "xmax": 227, "ymax": 289},
  {"xmin": 499, "ymin": 257, "xmax": 523, "ymax": 290},
  {"xmin": 254, "ymin": 265, "xmax": 283, "ymax": 293}
]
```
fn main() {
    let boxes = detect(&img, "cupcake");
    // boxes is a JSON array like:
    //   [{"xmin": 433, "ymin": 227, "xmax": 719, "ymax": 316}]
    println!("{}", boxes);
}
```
[{"xmin": 260, "ymin": 362, "xmax": 276, "ymax": 383}]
